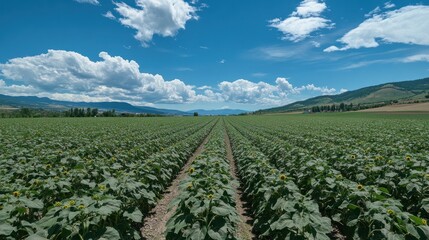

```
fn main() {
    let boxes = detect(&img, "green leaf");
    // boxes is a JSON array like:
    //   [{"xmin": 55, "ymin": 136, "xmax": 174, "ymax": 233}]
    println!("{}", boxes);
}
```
[
  {"xmin": 211, "ymin": 206, "xmax": 230, "ymax": 216},
  {"xmin": 20, "ymin": 198, "xmax": 44, "ymax": 209},
  {"xmin": 409, "ymin": 215, "xmax": 425, "ymax": 225},
  {"xmin": 97, "ymin": 201, "xmax": 121, "ymax": 216},
  {"xmin": 123, "ymin": 208, "xmax": 143, "ymax": 223},
  {"xmin": 271, "ymin": 218, "xmax": 294, "ymax": 231},
  {"xmin": 186, "ymin": 221, "xmax": 207, "ymax": 240},
  {"xmin": 68, "ymin": 211, "xmax": 80, "ymax": 221},
  {"xmin": 100, "ymin": 227, "xmax": 121, "ymax": 240},
  {"xmin": 347, "ymin": 219, "xmax": 358, "ymax": 227},
  {"xmin": 347, "ymin": 204, "xmax": 359, "ymax": 210},
  {"xmin": 26, "ymin": 234, "xmax": 49, "ymax": 240},
  {"xmin": 0, "ymin": 223, "xmax": 16, "ymax": 236},
  {"xmin": 406, "ymin": 223, "xmax": 419, "ymax": 238},
  {"xmin": 207, "ymin": 229, "xmax": 222, "ymax": 240}
]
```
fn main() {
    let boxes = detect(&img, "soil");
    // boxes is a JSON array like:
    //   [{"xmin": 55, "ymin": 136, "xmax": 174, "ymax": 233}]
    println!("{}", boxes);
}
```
[
  {"xmin": 224, "ymin": 131, "xmax": 255, "ymax": 240},
  {"xmin": 140, "ymin": 133, "xmax": 211, "ymax": 240},
  {"xmin": 359, "ymin": 102, "xmax": 429, "ymax": 112},
  {"xmin": 140, "ymin": 126, "xmax": 255, "ymax": 240}
]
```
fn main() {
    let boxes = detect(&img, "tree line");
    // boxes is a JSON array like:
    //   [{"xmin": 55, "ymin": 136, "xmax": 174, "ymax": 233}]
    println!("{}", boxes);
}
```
[
  {"xmin": 64, "ymin": 108, "xmax": 100, "ymax": 117},
  {"xmin": 0, "ymin": 107, "xmax": 171, "ymax": 118},
  {"xmin": 309, "ymin": 102, "xmax": 395, "ymax": 113}
]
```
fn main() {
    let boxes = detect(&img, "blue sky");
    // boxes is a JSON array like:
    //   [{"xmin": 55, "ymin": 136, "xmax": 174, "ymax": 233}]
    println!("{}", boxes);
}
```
[{"xmin": 1, "ymin": 0, "xmax": 429, "ymax": 111}]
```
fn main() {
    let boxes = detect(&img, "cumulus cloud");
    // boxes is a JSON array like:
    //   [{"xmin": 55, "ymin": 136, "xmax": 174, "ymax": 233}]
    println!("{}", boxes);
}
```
[
  {"xmin": 197, "ymin": 85, "xmax": 212, "ymax": 90},
  {"xmin": 74, "ymin": 0, "xmax": 99, "ymax": 5},
  {"xmin": 269, "ymin": 0, "xmax": 333, "ymax": 42},
  {"xmin": 299, "ymin": 83, "xmax": 336, "ymax": 94},
  {"xmin": 219, "ymin": 79, "xmax": 278, "ymax": 104},
  {"xmin": 294, "ymin": 0, "xmax": 327, "ymax": 17},
  {"xmin": 218, "ymin": 77, "xmax": 342, "ymax": 105},
  {"xmin": 0, "ymin": 50, "xmax": 206, "ymax": 104},
  {"xmin": 114, "ymin": 0, "xmax": 198, "ymax": 46},
  {"xmin": 0, "ymin": 79, "xmax": 39, "ymax": 96},
  {"xmin": 324, "ymin": 5, "xmax": 429, "ymax": 52},
  {"xmin": 0, "ymin": 51, "xmax": 345, "ymax": 107}
]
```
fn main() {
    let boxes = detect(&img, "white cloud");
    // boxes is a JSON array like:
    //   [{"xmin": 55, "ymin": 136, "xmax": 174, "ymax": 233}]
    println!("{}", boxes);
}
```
[
  {"xmin": 0, "ymin": 50, "xmax": 206, "ymax": 104},
  {"xmin": 402, "ymin": 54, "xmax": 429, "ymax": 63},
  {"xmin": 384, "ymin": 1, "xmax": 395, "ymax": 9},
  {"xmin": 341, "ymin": 59, "xmax": 394, "ymax": 70},
  {"xmin": 324, "ymin": 5, "xmax": 429, "ymax": 52},
  {"xmin": 74, "ymin": 0, "xmax": 99, "ymax": 5},
  {"xmin": 293, "ymin": 0, "xmax": 327, "ymax": 17},
  {"xmin": 219, "ymin": 59, "xmax": 225, "ymax": 64},
  {"xmin": 323, "ymin": 45, "xmax": 340, "ymax": 52},
  {"xmin": 0, "ymin": 51, "xmax": 346, "ymax": 107},
  {"xmin": 0, "ymin": 79, "xmax": 39, "ymax": 95},
  {"xmin": 311, "ymin": 41, "xmax": 321, "ymax": 47},
  {"xmin": 219, "ymin": 79, "xmax": 278, "ymax": 104},
  {"xmin": 248, "ymin": 44, "xmax": 314, "ymax": 60},
  {"xmin": 365, "ymin": 6, "xmax": 381, "ymax": 18},
  {"xmin": 218, "ymin": 77, "xmax": 342, "ymax": 105},
  {"xmin": 103, "ymin": 11, "xmax": 116, "ymax": 20},
  {"xmin": 299, "ymin": 83, "xmax": 336, "ymax": 94},
  {"xmin": 276, "ymin": 77, "xmax": 299, "ymax": 94},
  {"xmin": 197, "ymin": 85, "xmax": 212, "ymax": 90},
  {"xmin": 269, "ymin": 0, "xmax": 333, "ymax": 42},
  {"xmin": 339, "ymin": 88, "xmax": 348, "ymax": 93},
  {"xmin": 114, "ymin": 0, "xmax": 198, "ymax": 47}
]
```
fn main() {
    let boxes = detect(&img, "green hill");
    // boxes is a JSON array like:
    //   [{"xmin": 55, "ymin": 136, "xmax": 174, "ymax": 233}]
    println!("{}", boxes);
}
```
[{"xmin": 260, "ymin": 77, "xmax": 429, "ymax": 113}]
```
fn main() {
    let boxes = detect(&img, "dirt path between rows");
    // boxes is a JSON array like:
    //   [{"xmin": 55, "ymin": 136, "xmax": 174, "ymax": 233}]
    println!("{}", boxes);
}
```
[
  {"xmin": 224, "ymin": 131, "xmax": 255, "ymax": 240},
  {"xmin": 140, "ymin": 133, "xmax": 212, "ymax": 240}
]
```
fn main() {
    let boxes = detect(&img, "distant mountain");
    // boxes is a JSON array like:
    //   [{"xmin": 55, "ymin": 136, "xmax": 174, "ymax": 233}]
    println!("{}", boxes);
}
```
[
  {"xmin": 188, "ymin": 109, "xmax": 248, "ymax": 115},
  {"xmin": 259, "ymin": 77, "xmax": 429, "ymax": 113},
  {"xmin": 0, "ymin": 94, "xmax": 189, "ymax": 115}
]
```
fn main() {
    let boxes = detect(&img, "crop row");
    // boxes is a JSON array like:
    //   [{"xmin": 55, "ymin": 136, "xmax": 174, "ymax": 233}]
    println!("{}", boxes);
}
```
[
  {"xmin": 233, "ymin": 120, "xmax": 429, "ymax": 219},
  {"xmin": 227, "ymin": 117, "xmax": 429, "ymax": 239},
  {"xmin": 225, "ymin": 121, "xmax": 333, "ymax": 239},
  {"xmin": 166, "ymin": 121, "xmax": 239, "ymax": 239},
  {"xmin": 0, "ymin": 117, "xmax": 217, "ymax": 239}
]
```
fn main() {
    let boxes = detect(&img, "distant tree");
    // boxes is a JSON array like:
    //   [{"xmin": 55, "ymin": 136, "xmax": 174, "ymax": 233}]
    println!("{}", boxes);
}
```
[
  {"xmin": 101, "ymin": 109, "xmax": 116, "ymax": 117},
  {"xmin": 86, "ymin": 108, "xmax": 91, "ymax": 117},
  {"xmin": 339, "ymin": 103, "xmax": 345, "ymax": 112},
  {"xmin": 193, "ymin": 112, "xmax": 199, "ymax": 117},
  {"xmin": 20, "ymin": 108, "xmax": 31, "ymax": 117},
  {"xmin": 91, "ymin": 108, "xmax": 98, "ymax": 117},
  {"xmin": 331, "ymin": 104, "xmax": 336, "ymax": 112},
  {"xmin": 73, "ymin": 108, "xmax": 79, "ymax": 117}
]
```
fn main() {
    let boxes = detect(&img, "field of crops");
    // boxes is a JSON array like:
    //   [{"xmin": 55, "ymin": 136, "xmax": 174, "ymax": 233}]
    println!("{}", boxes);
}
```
[
  {"xmin": 0, "ymin": 117, "xmax": 216, "ymax": 239},
  {"xmin": 1, "ymin": 113, "xmax": 429, "ymax": 239}
]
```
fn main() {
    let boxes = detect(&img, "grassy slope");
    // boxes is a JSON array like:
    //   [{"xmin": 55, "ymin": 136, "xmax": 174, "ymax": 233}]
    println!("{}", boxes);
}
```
[{"xmin": 263, "ymin": 77, "xmax": 429, "ymax": 113}]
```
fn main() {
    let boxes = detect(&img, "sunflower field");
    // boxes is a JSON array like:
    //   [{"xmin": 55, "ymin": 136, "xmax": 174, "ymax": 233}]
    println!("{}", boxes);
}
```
[{"xmin": 1, "ymin": 113, "xmax": 429, "ymax": 240}]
